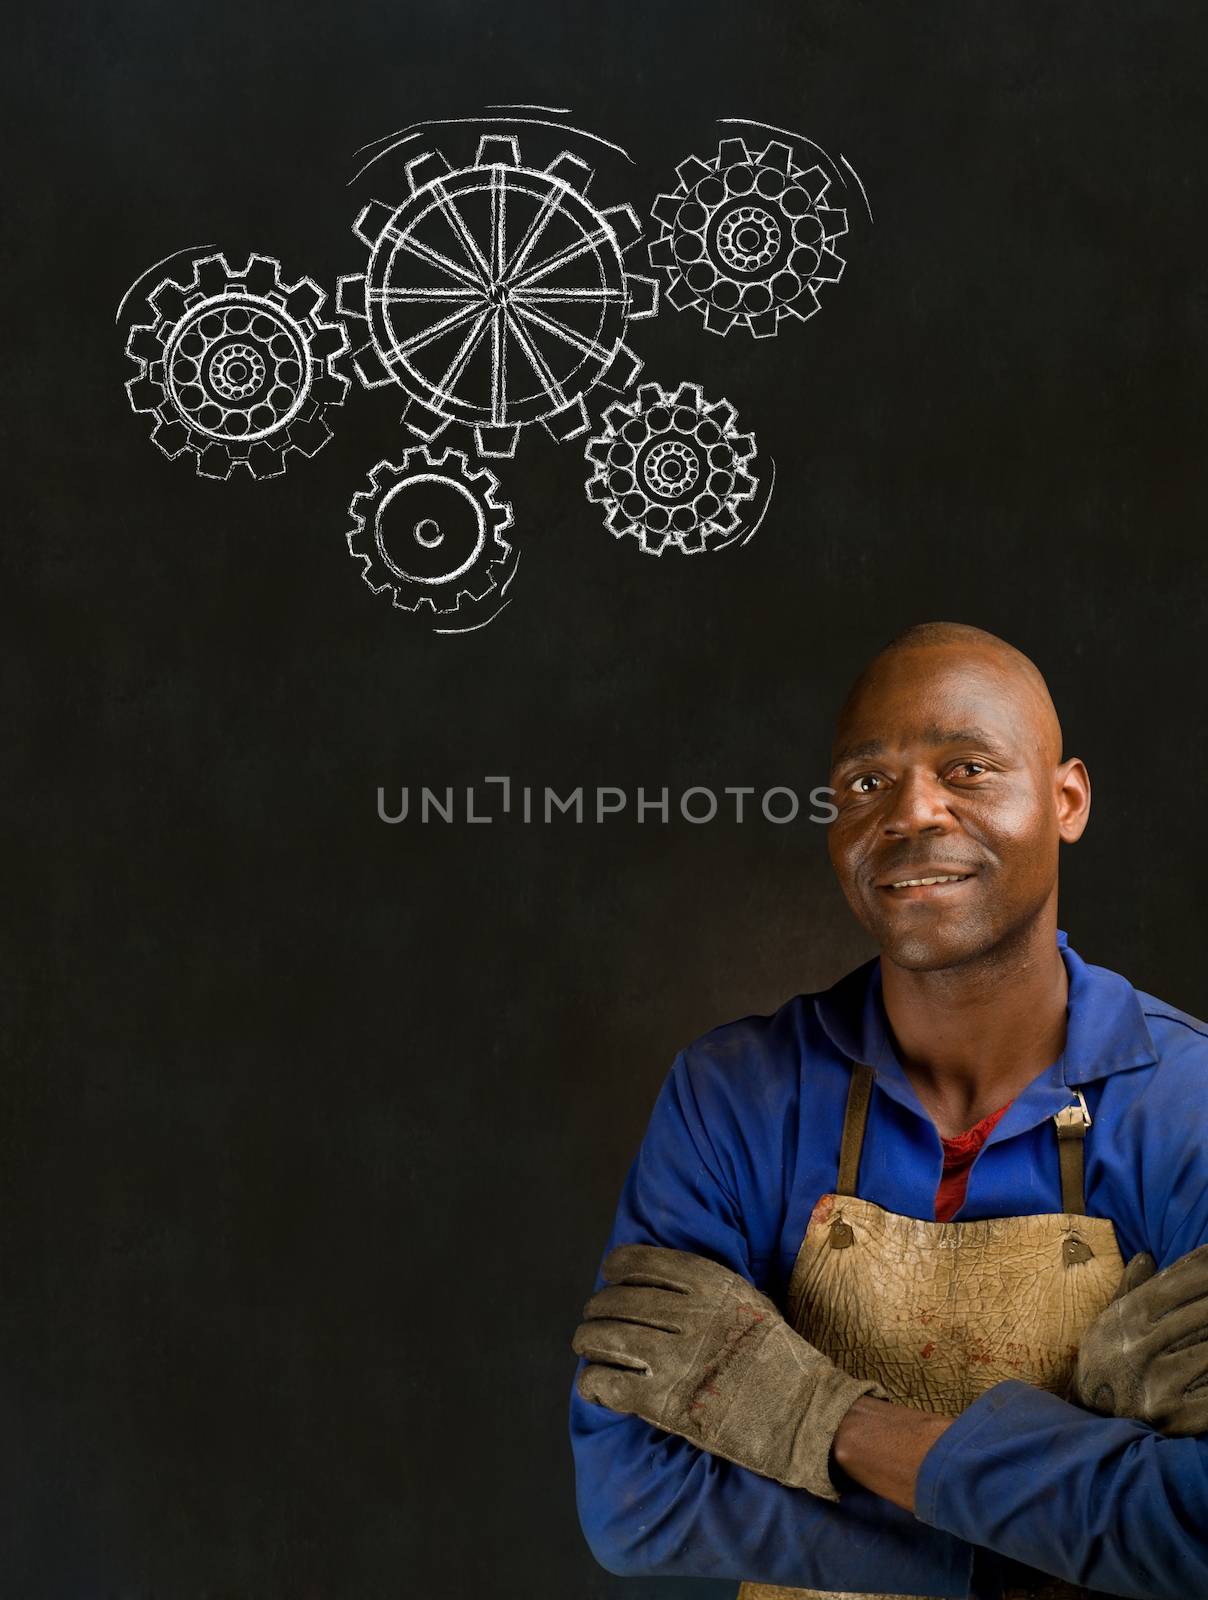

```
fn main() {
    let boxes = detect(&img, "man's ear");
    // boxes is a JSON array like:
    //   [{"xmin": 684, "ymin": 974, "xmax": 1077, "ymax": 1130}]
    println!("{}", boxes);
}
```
[{"xmin": 1055, "ymin": 757, "xmax": 1091, "ymax": 843}]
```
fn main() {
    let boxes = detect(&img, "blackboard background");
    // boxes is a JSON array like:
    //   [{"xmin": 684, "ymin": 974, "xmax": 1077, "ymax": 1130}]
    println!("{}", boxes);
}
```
[{"xmin": 8, "ymin": 2, "xmax": 1208, "ymax": 1595}]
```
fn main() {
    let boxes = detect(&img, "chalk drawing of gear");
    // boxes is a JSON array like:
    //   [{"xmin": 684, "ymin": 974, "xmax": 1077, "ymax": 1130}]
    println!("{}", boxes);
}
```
[
  {"xmin": 337, "ymin": 135, "xmax": 659, "ymax": 459},
  {"xmin": 584, "ymin": 381, "xmax": 758, "ymax": 555},
  {"xmin": 649, "ymin": 136, "xmax": 847, "ymax": 337},
  {"xmin": 124, "ymin": 253, "xmax": 349, "ymax": 479},
  {"xmin": 346, "ymin": 446, "xmax": 516, "ymax": 619}
]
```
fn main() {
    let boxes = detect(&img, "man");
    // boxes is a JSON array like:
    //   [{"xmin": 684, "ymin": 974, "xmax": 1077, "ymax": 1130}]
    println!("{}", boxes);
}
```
[{"xmin": 568, "ymin": 622, "xmax": 1208, "ymax": 1600}]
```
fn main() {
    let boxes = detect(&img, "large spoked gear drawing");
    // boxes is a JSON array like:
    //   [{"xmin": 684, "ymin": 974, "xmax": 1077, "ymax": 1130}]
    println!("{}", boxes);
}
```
[
  {"xmin": 124, "ymin": 253, "xmax": 349, "ymax": 479},
  {"xmin": 337, "ymin": 135, "xmax": 659, "ymax": 458},
  {"xmin": 585, "ymin": 381, "xmax": 758, "ymax": 555},
  {"xmin": 346, "ymin": 446, "xmax": 516, "ymax": 620},
  {"xmin": 649, "ymin": 137, "xmax": 847, "ymax": 338}
]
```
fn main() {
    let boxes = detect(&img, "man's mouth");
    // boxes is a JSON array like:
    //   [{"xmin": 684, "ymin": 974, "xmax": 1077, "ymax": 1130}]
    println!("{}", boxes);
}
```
[
  {"xmin": 887, "ymin": 873, "xmax": 970, "ymax": 889},
  {"xmin": 874, "ymin": 866, "xmax": 978, "ymax": 898}
]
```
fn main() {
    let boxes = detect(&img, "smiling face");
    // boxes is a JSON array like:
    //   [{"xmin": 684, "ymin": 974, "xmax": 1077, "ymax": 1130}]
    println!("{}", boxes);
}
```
[{"xmin": 826, "ymin": 639, "xmax": 1089, "ymax": 972}]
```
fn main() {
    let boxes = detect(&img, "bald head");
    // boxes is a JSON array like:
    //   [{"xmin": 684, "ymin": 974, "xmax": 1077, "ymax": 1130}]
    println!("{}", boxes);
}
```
[
  {"xmin": 826, "ymin": 621, "xmax": 1088, "ymax": 972},
  {"xmin": 833, "ymin": 622, "xmax": 1063, "ymax": 772}
]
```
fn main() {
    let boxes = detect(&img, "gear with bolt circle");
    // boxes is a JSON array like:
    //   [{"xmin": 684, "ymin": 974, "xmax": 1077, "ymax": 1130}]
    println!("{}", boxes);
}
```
[
  {"xmin": 585, "ymin": 381, "xmax": 758, "ymax": 555},
  {"xmin": 346, "ymin": 446, "xmax": 516, "ymax": 618},
  {"xmin": 649, "ymin": 136, "xmax": 848, "ymax": 338},
  {"xmin": 337, "ymin": 134, "xmax": 659, "ymax": 459},
  {"xmin": 124, "ymin": 252, "xmax": 349, "ymax": 479}
]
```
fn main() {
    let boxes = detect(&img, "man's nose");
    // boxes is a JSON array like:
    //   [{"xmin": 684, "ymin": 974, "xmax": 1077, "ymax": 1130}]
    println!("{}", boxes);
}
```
[{"xmin": 881, "ymin": 770, "xmax": 954, "ymax": 837}]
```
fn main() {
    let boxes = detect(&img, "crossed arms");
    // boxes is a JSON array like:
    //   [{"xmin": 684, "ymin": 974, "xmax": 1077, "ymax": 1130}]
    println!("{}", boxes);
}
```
[{"xmin": 568, "ymin": 1054, "xmax": 1208, "ymax": 1599}]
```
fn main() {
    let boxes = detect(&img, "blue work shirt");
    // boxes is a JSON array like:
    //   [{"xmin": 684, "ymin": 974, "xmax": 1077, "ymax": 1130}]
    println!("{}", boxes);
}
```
[{"xmin": 568, "ymin": 932, "xmax": 1208, "ymax": 1599}]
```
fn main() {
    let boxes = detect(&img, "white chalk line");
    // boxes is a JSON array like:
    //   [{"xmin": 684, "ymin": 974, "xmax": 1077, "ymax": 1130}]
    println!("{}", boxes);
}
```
[
  {"xmin": 352, "ymin": 117, "xmax": 633, "ymax": 184},
  {"xmin": 486, "ymin": 102, "xmax": 571, "ymax": 113},
  {"xmin": 839, "ymin": 154, "xmax": 874, "ymax": 223},
  {"xmin": 718, "ymin": 117, "xmax": 841, "ymax": 187},
  {"xmin": 735, "ymin": 456, "xmax": 776, "ymax": 549},
  {"xmin": 116, "ymin": 243, "xmax": 217, "ymax": 323}
]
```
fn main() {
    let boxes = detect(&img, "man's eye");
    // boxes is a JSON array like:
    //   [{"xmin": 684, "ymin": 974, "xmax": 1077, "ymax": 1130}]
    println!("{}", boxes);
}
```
[
  {"xmin": 849, "ymin": 773, "xmax": 884, "ymax": 793},
  {"xmin": 949, "ymin": 761, "xmax": 987, "ymax": 779}
]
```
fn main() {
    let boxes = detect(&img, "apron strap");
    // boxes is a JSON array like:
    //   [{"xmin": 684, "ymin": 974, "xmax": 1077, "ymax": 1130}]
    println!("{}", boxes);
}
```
[
  {"xmin": 836, "ymin": 1066, "xmax": 1092, "ymax": 1214},
  {"xmin": 1053, "ymin": 1093, "xmax": 1091, "ymax": 1216},
  {"xmin": 836, "ymin": 1062, "xmax": 875, "ymax": 1196}
]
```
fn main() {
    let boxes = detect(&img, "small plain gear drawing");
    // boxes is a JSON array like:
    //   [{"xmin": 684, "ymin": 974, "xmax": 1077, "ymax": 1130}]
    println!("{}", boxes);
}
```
[
  {"xmin": 648, "ymin": 135, "xmax": 848, "ymax": 338},
  {"xmin": 346, "ymin": 446, "xmax": 517, "ymax": 624},
  {"xmin": 124, "ymin": 252, "xmax": 349, "ymax": 479},
  {"xmin": 584, "ymin": 380, "xmax": 758, "ymax": 555},
  {"xmin": 337, "ymin": 134, "xmax": 659, "ymax": 458}
]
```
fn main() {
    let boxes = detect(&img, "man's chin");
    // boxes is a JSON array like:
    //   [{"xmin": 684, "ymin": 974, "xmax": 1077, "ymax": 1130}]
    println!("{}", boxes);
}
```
[{"xmin": 870, "ymin": 911, "xmax": 992, "ymax": 973}]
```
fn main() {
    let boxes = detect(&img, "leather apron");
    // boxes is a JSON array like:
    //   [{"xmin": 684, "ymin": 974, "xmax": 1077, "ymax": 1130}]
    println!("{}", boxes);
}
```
[{"xmin": 738, "ymin": 1065, "xmax": 1124, "ymax": 1600}]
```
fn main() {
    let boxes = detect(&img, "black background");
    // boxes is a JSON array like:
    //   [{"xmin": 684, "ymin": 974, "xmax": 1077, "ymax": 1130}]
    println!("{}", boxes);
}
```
[{"xmin": 9, "ymin": 2, "xmax": 1208, "ymax": 1595}]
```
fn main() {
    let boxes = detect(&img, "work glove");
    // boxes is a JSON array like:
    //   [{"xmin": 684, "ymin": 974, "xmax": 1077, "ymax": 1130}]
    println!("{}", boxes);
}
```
[
  {"xmin": 1073, "ymin": 1243, "xmax": 1208, "ymax": 1435},
  {"xmin": 571, "ymin": 1242, "xmax": 887, "ymax": 1501}
]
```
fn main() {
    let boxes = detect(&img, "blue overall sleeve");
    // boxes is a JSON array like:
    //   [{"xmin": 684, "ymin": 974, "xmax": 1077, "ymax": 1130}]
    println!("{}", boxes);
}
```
[
  {"xmin": 915, "ymin": 1037, "xmax": 1208, "ymax": 1600},
  {"xmin": 568, "ymin": 1047, "xmax": 976, "ymax": 1594}
]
